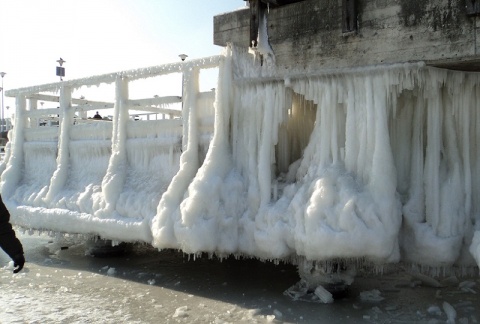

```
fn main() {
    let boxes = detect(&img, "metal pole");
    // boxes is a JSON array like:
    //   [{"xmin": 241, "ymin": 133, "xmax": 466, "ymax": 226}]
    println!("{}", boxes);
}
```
[
  {"xmin": 179, "ymin": 54, "xmax": 188, "ymax": 111},
  {"xmin": 0, "ymin": 72, "xmax": 5, "ymax": 133}
]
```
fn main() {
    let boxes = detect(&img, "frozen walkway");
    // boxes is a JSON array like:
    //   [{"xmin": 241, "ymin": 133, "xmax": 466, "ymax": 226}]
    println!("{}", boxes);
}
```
[{"xmin": 1, "ymin": 231, "xmax": 479, "ymax": 323}]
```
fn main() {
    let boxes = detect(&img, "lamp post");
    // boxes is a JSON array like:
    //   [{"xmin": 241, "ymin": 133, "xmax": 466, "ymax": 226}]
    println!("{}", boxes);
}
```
[
  {"xmin": 56, "ymin": 58, "xmax": 66, "ymax": 81},
  {"xmin": 0, "ymin": 72, "xmax": 6, "ymax": 133}
]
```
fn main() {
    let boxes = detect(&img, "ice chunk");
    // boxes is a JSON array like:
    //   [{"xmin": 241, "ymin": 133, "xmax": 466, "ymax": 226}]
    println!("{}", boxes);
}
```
[
  {"xmin": 173, "ymin": 306, "xmax": 189, "ymax": 318},
  {"xmin": 283, "ymin": 280, "xmax": 309, "ymax": 301},
  {"xmin": 3, "ymin": 261, "xmax": 15, "ymax": 271},
  {"xmin": 106, "ymin": 267, "xmax": 116, "ymax": 276},
  {"xmin": 314, "ymin": 285, "xmax": 334, "ymax": 304},
  {"xmin": 273, "ymin": 309, "xmax": 283, "ymax": 318},
  {"xmin": 427, "ymin": 305, "xmax": 442, "ymax": 316},
  {"xmin": 360, "ymin": 290, "xmax": 384, "ymax": 302},
  {"xmin": 442, "ymin": 302, "xmax": 456, "ymax": 324},
  {"xmin": 409, "ymin": 272, "xmax": 443, "ymax": 288},
  {"xmin": 459, "ymin": 280, "xmax": 476, "ymax": 289}
]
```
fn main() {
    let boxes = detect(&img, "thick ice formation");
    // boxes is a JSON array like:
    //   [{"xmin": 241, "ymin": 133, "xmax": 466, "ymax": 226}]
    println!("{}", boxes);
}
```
[
  {"xmin": 2, "ymin": 45, "xmax": 480, "ymax": 270},
  {"xmin": 152, "ymin": 47, "xmax": 480, "ymax": 268}
]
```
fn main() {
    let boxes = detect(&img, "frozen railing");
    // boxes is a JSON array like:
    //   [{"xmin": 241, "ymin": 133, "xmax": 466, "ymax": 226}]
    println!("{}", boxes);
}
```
[{"xmin": 1, "ymin": 56, "xmax": 221, "ymax": 242}]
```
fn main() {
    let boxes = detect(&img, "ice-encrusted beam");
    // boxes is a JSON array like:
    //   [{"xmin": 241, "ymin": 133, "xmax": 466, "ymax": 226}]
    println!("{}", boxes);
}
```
[
  {"xmin": 26, "ymin": 93, "xmax": 113, "ymax": 107},
  {"xmin": 129, "ymin": 105, "xmax": 182, "ymax": 116},
  {"xmin": 5, "ymin": 55, "xmax": 223, "ymax": 97},
  {"xmin": 233, "ymin": 61, "xmax": 426, "ymax": 85},
  {"xmin": 24, "ymin": 108, "xmax": 59, "ymax": 118},
  {"xmin": 129, "ymin": 96, "xmax": 181, "ymax": 107},
  {"xmin": 75, "ymin": 103, "xmax": 114, "ymax": 111}
]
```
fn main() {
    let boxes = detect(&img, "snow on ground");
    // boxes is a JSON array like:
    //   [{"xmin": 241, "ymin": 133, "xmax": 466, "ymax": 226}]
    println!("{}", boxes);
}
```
[{"xmin": 0, "ymin": 231, "xmax": 479, "ymax": 323}]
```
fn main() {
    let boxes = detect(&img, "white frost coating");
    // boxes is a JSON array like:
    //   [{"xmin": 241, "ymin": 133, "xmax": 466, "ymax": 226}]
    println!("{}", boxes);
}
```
[
  {"xmin": 44, "ymin": 86, "xmax": 73, "ymax": 205},
  {"xmin": 1, "ymin": 95, "xmax": 27, "ymax": 197},
  {"xmin": 152, "ymin": 67, "xmax": 202, "ymax": 249},
  {"xmin": 3, "ymin": 45, "xmax": 480, "ymax": 270},
  {"xmin": 95, "ymin": 76, "xmax": 129, "ymax": 218}
]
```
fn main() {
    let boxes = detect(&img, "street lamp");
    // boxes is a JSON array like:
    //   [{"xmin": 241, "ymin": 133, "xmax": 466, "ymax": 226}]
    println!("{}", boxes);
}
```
[
  {"xmin": 0, "ymin": 72, "xmax": 6, "ymax": 133},
  {"xmin": 56, "ymin": 58, "xmax": 66, "ymax": 81}
]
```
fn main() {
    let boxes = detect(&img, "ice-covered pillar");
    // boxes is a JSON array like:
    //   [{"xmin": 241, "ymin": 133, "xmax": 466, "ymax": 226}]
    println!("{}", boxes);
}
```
[
  {"xmin": 96, "ymin": 75, "xmax": 129, "ymax": 217},
  {"xmin": 44, "ymin": 85, "xmax": 73, "ymax": 205},
  {"xmin": 181, "ymin": 67, "xmax": 200, "ymax": 151},
  {"xmin": 77, "ymin": 109, "xmax": 87, "ymax": 120},
  {"xmin": 181, "ymin": 69, "xmax": 188, "ymax": 150},
  {"xmin": 186, "ymin": 67, "xmax": 200, "ymax": 155},
  {"xmin": 0, "ymin": 94, "xmax": 27, "ymax": 197},
  {"xmin": 424, "ymin": 85, "xmax": 442, "ymax": 230},
  {"xmin": 276, "ymin": 86, "xmax": 293, "ymax": 173},
  {"xmin": 151, "ymin": 68, "xmax": 200, "ymax": 248},
  {"xmin": 27, "ymin": 98, "xmax": 38, "ymax": 128}
]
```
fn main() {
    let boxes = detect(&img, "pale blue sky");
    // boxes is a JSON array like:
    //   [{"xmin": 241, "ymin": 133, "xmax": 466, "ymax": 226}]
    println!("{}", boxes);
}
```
[{"xmin": 0, "ymin": 0, "xmax": 243, "ymax": 114}]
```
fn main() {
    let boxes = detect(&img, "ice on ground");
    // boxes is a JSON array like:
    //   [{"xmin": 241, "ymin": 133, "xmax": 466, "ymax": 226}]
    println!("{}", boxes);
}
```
[
  {"xmin": 443, "ymin": 301, "xmax": 457, "ymax": 324},
  {"xmin": 314, "ymin": 285, "xmax": 334, "ymax": 304},
  {"xmin": 409, "ymin": 271, "xmax": 444, "ymax": 288},
  {"xmin": 106, "ymin": 267, "xmax": 116, "ymax": 276},
  {"xmin": 427, "ymin": 305, "xmax": 442, "ymax": 316},
  {"xmin": 173, "ymin": 306, "xmax": 189, "ymax": 318},
  {"xmin": 360, "ymin": 289, "xmax": 384, "ymax": 302}
]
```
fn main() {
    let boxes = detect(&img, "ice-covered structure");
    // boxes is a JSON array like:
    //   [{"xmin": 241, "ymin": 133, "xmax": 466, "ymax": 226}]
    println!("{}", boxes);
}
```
[
  {"xmin": 3, "ymin": 45, "xmax": 480, "ymax": 279},
  {"xmin": 2, "ymin": 57, "xmax": 219, "ymax": 243}
]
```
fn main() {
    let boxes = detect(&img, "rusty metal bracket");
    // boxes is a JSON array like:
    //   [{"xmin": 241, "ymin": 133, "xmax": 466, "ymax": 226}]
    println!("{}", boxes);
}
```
[
  {"xmin": 466, "ymin": 0, "xmax": 480, "ymax": 16},
  {"xmin": 342, "ymin": 0, "xmax": 357, "ymax": 33}
]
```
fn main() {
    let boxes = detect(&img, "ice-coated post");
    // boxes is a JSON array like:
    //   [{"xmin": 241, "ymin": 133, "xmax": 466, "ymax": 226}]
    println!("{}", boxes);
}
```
[
  {"xmin": 43, "ymin": 85, "xmax": 73, "ymax": 205},
  {"xmin": 181, "ymin": 67, "xmax": 200, "ymax": 153},
  {"xmin": 27, "ymin": 98, "xmax": 38, "ymax": 128},
  {"xmin": 96, "ymin": 75, "xmax": 129, "ymax": 217},
  {"xmin": 0, "ymin": 94, "xmax": 26, "ymax": 198}
]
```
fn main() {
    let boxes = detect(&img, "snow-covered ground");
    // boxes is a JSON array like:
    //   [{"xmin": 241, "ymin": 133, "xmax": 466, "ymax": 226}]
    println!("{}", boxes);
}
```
[{"xmin": 1, "ymin": 230, "xmax": 479, "ymax": 323}]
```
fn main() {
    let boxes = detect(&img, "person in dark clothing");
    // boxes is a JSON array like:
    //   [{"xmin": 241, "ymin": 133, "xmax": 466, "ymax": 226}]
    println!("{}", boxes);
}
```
[{"xmin": 0, "ymin": 195, "xmax": 25, "ymax": 273}]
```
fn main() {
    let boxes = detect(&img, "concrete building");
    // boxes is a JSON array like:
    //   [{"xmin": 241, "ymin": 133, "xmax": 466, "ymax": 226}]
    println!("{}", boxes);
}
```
[{"xmin": 214, "ymin": 0, "xmax": 480, "ymax": 71}]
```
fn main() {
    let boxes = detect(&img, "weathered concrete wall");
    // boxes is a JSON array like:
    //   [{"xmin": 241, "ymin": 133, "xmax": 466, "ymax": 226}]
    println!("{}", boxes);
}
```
[{"xmin": 214, "ymin": 0, "xmax": 480, "ymax": 71}]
